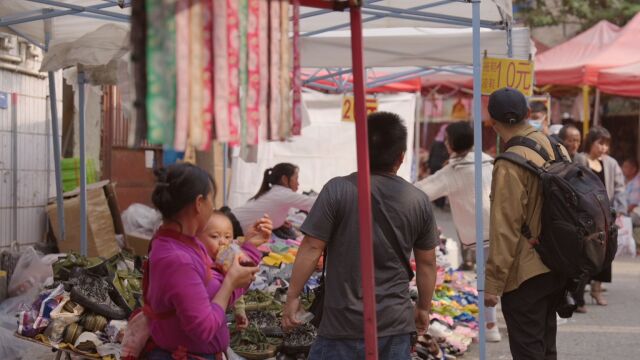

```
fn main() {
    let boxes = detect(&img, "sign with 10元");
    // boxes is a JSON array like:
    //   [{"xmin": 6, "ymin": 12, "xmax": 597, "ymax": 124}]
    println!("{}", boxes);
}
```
[{"xmin": 481, "ymin": 57, "xmax": 534, "ymax": 96}]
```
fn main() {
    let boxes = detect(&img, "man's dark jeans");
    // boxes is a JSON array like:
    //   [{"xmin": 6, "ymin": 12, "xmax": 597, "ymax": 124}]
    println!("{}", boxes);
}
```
[{"xmin": 308, "ymin": 333, "xmax": 411, "ymax": 360}]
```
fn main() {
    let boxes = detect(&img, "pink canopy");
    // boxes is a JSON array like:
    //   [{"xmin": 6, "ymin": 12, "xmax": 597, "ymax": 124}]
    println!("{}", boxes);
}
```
[
  {"xmin": 597, "ymin": 62, "xmax": 640, "ymax": 97},
  {"xmin": 535, "ymin": 20, "xmax": 621, "ymax": 86},
  {"xmin": 584, "ymin": 13, "xmax": 640, "ymax": 85}
]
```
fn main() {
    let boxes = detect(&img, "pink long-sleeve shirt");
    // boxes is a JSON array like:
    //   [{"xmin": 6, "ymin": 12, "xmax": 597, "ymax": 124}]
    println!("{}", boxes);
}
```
[{"xmin": 147, "ymin": 229, "xmax": 261, "ymax": 354}]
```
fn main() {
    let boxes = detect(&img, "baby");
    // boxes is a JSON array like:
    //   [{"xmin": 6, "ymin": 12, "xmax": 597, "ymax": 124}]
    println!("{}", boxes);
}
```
[{"xmin": 199, "ymin": 210, "xmax": 271, "ymax": 330}]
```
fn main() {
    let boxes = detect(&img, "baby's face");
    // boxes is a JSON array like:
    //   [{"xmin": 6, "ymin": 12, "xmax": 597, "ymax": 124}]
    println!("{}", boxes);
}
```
[{"xmin": 199, "ymin": 214, "xmax": 234, "ymax": 258}]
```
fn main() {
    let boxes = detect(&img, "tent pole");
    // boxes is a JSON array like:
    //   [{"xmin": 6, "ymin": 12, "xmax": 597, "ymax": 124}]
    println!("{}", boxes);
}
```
[
  {"xmin": 593, "ymin": 88, "xmax": 601, "ymax": 127},
  {"xmin": 47, "ymin": 68, "xmax": 65, "ymax": 242},
  {"xmin": 45, "ymin": 25, "xmax": 65, "ymax": 243},
  {"xmin": 582, "ymin": 85, "xmax": 591, "ymax": 137},
  {"xmin": 78, "ymin": 71, "xmax": 88, "ymax": 256},
  {"xmin": 350, "ymin": 4, "xmax": 378, "ymax": 360},
  {"xmin": 223, "ymin": 143, "xmax": 229, "ymax": 206},
  {"xmin": 472, "ymin": 1, "xmax": 486, "ymax": 359},
  {"xmin": 11, "ymin": 93, "xmax": 18, "ymax": 245}
]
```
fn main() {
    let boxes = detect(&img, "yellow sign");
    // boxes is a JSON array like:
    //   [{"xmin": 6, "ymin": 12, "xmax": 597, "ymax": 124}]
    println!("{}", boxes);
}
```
[
  {"xmin": 341, "ymin": 96, "xmax": 379, "ymax": 122},
  {"xmin": 481, "ymin": 57, "xmax": 534, "ymax": 96}
]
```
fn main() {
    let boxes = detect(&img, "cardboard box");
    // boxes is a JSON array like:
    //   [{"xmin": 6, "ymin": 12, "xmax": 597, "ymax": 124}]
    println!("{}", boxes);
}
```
[
  {"xmin": 47, "ymin": 181, "xmax": 121, "ymax": 258},
  {"xmin": 126, "ymin": 232, "xmax": 151, "ymax": 256}
]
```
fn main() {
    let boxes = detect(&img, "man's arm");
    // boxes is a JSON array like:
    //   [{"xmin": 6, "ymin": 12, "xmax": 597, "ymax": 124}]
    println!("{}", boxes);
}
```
[
  {"xmin": 485, "ymin": 163, "xmax": 527, "ymax": 299},
  {"xmin": 414, "ymin": 247, "xmax": 437, "ymax": 334},
  {"xmin": 414, "ymin": 165, "xmax": 450, "ymax": 201},
  {"xmin": 282, "ymin": 235, "xmax": 326, "ymax": 329}
]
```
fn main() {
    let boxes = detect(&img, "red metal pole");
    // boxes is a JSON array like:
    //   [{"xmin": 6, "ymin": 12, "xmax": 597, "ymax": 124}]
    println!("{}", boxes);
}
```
[{"xmin": 350, "ymin": 4, "xmax": 379, "ymax": 360}]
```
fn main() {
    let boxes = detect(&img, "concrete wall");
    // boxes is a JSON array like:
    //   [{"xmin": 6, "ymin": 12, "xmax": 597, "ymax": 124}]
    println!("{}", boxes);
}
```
[{"xmin": 0, "ymin": 32, "xmax": 63, "ymax": 248}]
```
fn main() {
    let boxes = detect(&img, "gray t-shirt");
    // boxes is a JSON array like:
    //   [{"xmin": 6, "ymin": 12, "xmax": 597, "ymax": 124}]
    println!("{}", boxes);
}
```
[{"xmin": 301, "ymin": 173, "xmax": 438, "ymax": 339}]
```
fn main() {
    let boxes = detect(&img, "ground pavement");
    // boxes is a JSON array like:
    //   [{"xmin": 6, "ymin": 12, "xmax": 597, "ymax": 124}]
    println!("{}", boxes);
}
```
[{"xmin": 433, "ymin": 206, "xmax": 640, "ymax": 360}]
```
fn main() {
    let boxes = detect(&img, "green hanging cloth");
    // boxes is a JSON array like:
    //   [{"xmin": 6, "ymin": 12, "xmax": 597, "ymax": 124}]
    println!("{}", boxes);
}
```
[{"xmin": 146, "ymin": 0, "xmax": 177, "ymax": 147}]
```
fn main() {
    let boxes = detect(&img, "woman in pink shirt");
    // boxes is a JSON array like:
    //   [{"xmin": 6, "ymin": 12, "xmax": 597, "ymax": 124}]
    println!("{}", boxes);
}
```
[{"xmin": 146, "ymin": 163, "xmax": 270, "ymax": 359}]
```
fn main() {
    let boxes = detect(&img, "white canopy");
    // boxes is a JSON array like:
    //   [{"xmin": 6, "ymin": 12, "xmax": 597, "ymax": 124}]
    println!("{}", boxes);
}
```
[
  {"xmin": 300, "ymin": 26, "xmax": 532, "ymax": 68},
  {"xmin": 300, "ymin": 0, "xmax": 512, "ymax": 33},
  {"xmin": 0, "ymin": 0, "xmax": 130, "ymax": 47}
]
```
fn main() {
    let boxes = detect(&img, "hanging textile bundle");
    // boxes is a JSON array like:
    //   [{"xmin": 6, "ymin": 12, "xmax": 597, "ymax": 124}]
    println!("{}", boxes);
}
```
[
  {"xmin": 146, "ymin": 0, "xmax": 177, "ymax": 147},
  {"xmin": 200, "ymin": 0, "xmax": 215, "ymax": 151},
  {"xmin": 291, "ymin": 0, "xmax": 302, "ymax": 136},
  {"xmin": 174, "ymin": 0, "xmax": 190, "ymax": 151}
]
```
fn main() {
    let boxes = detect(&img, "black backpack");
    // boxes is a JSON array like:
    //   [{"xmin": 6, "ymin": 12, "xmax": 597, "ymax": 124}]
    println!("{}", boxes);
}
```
[{"xmin": 496, "ymin": 135, "xmax": 618, "ymax": 285}]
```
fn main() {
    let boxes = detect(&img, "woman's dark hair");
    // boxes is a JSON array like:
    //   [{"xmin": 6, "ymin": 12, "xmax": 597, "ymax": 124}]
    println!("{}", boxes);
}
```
[
  {"xmin": 445, "ymin": 121, "xmax": 474, "ymax": 153},
  {"xmin": 583, "ymin": 126, "xmax": 611, "ymax": 154},
  {"xmin": 558, "ymin": 124, "xmax": 580, "ymax": 141},
  {"xmin": 151, "ymin": 163, "xmax": 215, "ymax": 220},
  {"xmin": 250, "ymin": 163, "xmax": 298, "ymax": 200},
  {"xmin": 368, "ymin": 111, "xmax": 407, "ymax": 173}
]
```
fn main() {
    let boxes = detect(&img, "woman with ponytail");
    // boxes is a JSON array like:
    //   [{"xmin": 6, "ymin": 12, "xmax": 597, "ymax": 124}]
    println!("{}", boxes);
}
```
[
  {"xmin": 140, "ymin": 163, "xmax": 271, "ymax": 359},
  {"xmin": 231, "ymin": 163, "xmax": 316, "ymax": 238}
]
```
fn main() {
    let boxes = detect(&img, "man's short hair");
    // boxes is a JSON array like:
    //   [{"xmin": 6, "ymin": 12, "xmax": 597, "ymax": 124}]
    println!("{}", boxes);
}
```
[
  {"xmin": 445, "ymin": 121, "xmax": 474, "ymax": 153},
  {"xmin": 488, "ymin": 87, "xmax": 528, "ymax": 125},
  {"xmin": 368, "ymin": 111, "xmax": 407, "ymax": 172},
  {"xmin": 530, "ymin": 101, "xmax": 548, "ymax": 114},
  {"xmin": 558, "ymin": 124, "xmax": 580, "ymax": 141}
]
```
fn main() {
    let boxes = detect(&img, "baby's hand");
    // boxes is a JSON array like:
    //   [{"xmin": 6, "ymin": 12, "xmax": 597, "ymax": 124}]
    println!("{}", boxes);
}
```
[{"xmin": 246, "ymin": 214, "xmax": 273, "ymax": 247}]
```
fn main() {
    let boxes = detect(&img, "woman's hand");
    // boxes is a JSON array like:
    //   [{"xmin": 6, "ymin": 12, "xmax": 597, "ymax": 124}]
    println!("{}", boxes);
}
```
[
  {"xmin": 245, "ymin": 214, "xmax": 273, "ymax": 247},
  {"xmin": 225, "ymin": 255, "xmax": 259, "ymax": 290}
]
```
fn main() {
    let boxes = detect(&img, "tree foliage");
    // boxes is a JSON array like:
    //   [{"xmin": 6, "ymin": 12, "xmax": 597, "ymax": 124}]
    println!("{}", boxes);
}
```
[{"xmin": 515, "ymin": 0, "xmax": 640, "ymax": 30}]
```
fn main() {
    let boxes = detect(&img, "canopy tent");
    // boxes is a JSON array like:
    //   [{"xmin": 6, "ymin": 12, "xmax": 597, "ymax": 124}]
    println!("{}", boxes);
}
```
[
  {"xmin": 300, "ymin": 26, "xmax": 532, "ymax": 68},
  {"xmin": 583, "ymin": 13, "xmax": 640, "ymax": 85},
  {"xmin": 535, "ymin": 20, "xmax": 621, "ymax": 86},
  {"xmin": 302, "ymin": 68, "xmax": 422, "ymax": 93},
  {"xmin": 299, "ymin": 0, "xmax": 512, "ymax": 33},
  {"xmin": 0, "ymin": 0, "xmax": 130, "ymax": 49},
  {"xmin": 597, "ymin": 62, "xmax": 640, "ymax": 98}
]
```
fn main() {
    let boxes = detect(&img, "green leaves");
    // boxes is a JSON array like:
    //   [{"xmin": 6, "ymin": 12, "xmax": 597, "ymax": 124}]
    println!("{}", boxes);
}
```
[{"xmin": 515, "ymin": 0, "xmax": 639, "ymax": 30}]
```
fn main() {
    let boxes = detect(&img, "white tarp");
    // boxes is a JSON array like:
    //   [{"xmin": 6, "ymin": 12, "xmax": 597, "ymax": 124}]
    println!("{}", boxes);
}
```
[
  {"xmin": 0, "ymin": 1, "xmax": 130, "ymax": 46},
  {"xmin": 229, "ymin": 91, "xmax": 418, "ymax": 208},
  {"xmin": 301, "ymin": 26, "xmax": 532, "ymax": 68},
  {"xmin": 40, "ymin": 23, "xmax": 129, "ymax": 72},
  {"xmin": 300, "ymin": 0, "xmax": 512, "ymax": 32}
]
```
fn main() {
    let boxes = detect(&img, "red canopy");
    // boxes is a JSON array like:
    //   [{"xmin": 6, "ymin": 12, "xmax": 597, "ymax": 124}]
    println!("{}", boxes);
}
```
[
  {"xmin": 597, "ymin": 61, "xmax": 640, "ymax": 97},
  {"xmin": 584, "ymin": 13, "xmax": 640, "ymax": 85},
  {"xmin": 535, "ymin": 20, "xmax": 621, "ymax": 86}
]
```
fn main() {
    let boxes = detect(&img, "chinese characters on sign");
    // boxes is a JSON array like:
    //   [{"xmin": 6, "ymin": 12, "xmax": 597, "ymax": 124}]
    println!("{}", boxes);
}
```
[
  {"xmin": 481, "ymin": 57, "xmax": 534, "ymax": 96},
  {"xmin": 341, "ymin": 96, "xmax": 379, "ymax": 122}
]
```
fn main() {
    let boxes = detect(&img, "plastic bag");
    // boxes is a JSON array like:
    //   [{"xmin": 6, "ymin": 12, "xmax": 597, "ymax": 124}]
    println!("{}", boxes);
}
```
[
  {"xmin": 121, "ymin": 204, "xmax": 162, "ymax": 238},
  {"xmin": 616, "ymin": 215, "xmax": 636, "ymax": 258},
  {"xmin": 44, "ymin": 297, "xmax": 84, "ymax": 343},
  {"xmin": 8, "ymin": 247, "xmax": 53, "ymax": 298},
  {"xmin": 120, "ymin": 311, "xmax": 150, "ymax": 359}
]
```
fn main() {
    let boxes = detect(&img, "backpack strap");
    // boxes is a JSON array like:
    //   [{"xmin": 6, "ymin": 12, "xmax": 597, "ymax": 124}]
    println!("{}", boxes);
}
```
[
  {"xmin": 547, "ymin": 135, "xmax": 570, "ymax": 162},
  {"xmin": 504, "ymin": 135, "xmax": 552, "ymax": 162},
  {"xmin": 495, "ymin": 152, "xmax": 544, "ymax": 176}
]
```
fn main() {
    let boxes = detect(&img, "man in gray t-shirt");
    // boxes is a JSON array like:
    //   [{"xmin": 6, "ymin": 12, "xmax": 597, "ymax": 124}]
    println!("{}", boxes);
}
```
[{"xmin": 283, "ymin": 112, "xmax": 438, "ymax": 360}]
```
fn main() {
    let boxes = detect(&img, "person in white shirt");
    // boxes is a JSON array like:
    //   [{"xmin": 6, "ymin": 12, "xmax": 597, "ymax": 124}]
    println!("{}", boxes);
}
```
[
  {"xmin": 231, "ymin": 163, "xmax": 316, "ymax": 237},
  {"xmin": 414, "ymin": 121, "xmax": 501, "ymax": 342}
]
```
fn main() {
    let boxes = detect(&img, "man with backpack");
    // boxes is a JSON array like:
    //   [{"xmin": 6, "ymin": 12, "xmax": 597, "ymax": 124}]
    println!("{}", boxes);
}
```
[
  {"xmin": 485, "ymin": 88, "xmax": 617, "ymax": 359},
  {"xmin": 484, "ymin": 88, "xmax": 568, "ymax": 359}
]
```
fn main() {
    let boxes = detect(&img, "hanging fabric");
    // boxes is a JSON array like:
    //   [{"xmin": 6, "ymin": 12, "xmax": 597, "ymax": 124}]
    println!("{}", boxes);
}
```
[
  {"xmin": 174, "ymin": 0, "xmax": 190, "ymax": 151},
  {"xmin": 227, "ymin": 0, "xmax": 241, "ymax": 144},
  {"xmin": 213, "ymin": 0, "xmax": 230, "ymax": 142},
  {"xmin": 146, "ymin": 0, "xmax": 177, "ymax": 147},
  {"xmin": 245, "ymin": 0, "xmax": 261, "ymax": 146},
  {"xmin": 238, "ymin": 0, "xmax": 249, "ymax": 150},
  {"xmin": 278, "ymin": 0, "xmax": 291, "ymax": 140},
  {"xmin": 200, "ymin": 0, "xmax": 215, "ymax": 151},
  {"xmin": 257, "ymin": 0, "xmax": 269, "ymax": 142},
  {"xmin": 189, "ymin": 0, "xmax": 205, "ymax": 149},
  {"xmin": 291, "ymin": 0, "xmax": 302, "ymax": 136},
  {"xmin": 268, "ymin": 0, "xmax": 281, "ymax": 140}
]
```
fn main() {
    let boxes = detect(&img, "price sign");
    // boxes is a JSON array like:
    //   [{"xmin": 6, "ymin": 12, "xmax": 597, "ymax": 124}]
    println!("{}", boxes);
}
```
[
  {"xmin": 481, "ymin": 57, "xmax": 534, "ymax": 96},
  {"xmin": 341, "ymin": 96, "xmax": 379, "ymax": 122}
]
